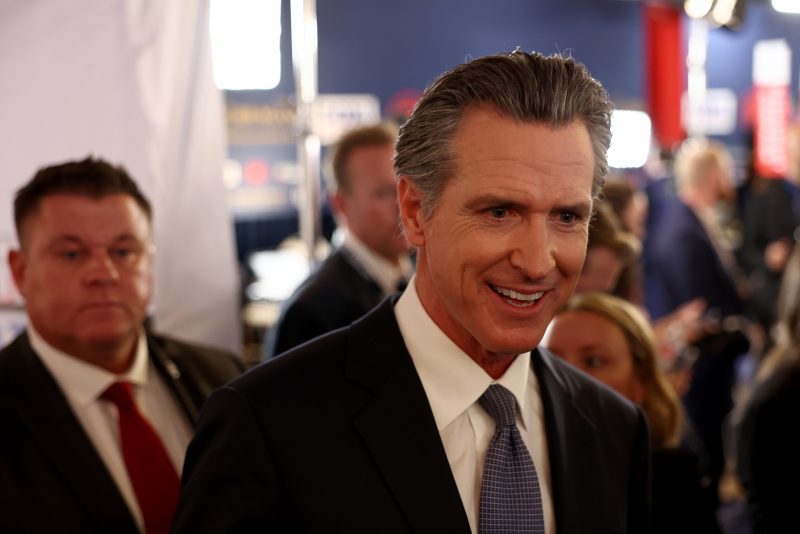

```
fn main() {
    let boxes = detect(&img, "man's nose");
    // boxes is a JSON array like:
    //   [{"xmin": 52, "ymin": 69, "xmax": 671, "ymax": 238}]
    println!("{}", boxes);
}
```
[
  {"xmin": 83, "ymin": 250, "xmax": 120, "ymax": 285},
  {"xmin": 509, "ymin": 219, "xmax": 556, "ymax": 280}
]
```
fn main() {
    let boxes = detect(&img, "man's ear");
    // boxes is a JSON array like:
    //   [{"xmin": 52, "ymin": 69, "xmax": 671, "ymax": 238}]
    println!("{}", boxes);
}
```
[
  {"xmin": 8, "ymin": 249, "xmax": 27, "ymax": 297},
  {"xmin": 330, "ymin": 190, "xmax": 347, "ymax": 225},
  {"xmin": 398, "ymin": 176, "xmax": 426, "ymax": 247},
  {"xmin": 331, "ymin": 189, "xmax": 351, "ymax": 220}
]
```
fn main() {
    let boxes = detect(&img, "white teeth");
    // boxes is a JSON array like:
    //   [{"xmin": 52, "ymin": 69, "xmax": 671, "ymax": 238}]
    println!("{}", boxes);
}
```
[{"xmin": 491, "ymin": 285, "xmax": 544, "ymax": 302}]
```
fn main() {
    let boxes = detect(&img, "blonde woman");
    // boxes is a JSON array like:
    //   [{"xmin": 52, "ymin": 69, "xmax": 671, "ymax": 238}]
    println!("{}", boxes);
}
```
[{"xmin": 547, "ymin": 292, "xmax": 719, "ymax": 534}]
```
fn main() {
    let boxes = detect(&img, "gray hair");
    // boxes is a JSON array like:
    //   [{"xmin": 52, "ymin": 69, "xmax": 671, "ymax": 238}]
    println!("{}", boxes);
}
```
[{"xmin": 395, "ymin": 50, "xmax": 613, "ymax": 217}]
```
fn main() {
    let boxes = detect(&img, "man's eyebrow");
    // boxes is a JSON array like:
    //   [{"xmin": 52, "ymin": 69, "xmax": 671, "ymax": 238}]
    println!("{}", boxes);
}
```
[
  {"xmin": 553, "ymin": 201, "xmax": 593, "ymax": 217},
  {"xmin": 46, "ymin": 234, "xmax": 144, "ymax": 248},
  {"xmin": 110, "ymin": 234, "xmax": 143, "ymax": 244},
  {"xmin": 463, "ymin": 194, "xmax": 521, "ymax": 210},
  {"xmin": 46, "ymin": 235, "xmax": 83, "ymax": 247}
]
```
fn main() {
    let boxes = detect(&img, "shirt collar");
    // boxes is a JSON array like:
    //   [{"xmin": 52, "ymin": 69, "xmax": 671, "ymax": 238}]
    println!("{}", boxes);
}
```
[
  {"xmin": 394, "ymin": 276, "xmax": 532, "ymax": 431},
  {"xmin": 342, "ymin": 231, "xmax": 412, "ymax": 294},
  {"xmin": 30, "ymin": 325, "xmax": 150, "ymax": 408}
]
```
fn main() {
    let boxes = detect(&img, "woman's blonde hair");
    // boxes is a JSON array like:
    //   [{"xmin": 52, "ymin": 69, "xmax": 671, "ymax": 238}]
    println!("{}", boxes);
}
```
[{"xmin": 558, "ymin": 292, "xmax": 684, "ymax": 448}]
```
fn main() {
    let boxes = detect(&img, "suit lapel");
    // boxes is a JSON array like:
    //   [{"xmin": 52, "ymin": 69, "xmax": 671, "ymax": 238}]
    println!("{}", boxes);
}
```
[
  {"xmin": 7, "ymin": 334, "xmax": 138, "ymax": 532},
  {"xmin": 147, "ymin": 334, "xmax": 201, "ymax": 425},
  {"xmin": 533, "ymin": 347, "xmax": 600, "ymax": 534},
  {"xmin": 346, "ymin": 301, "xmax": 471, "ymax": 534}
]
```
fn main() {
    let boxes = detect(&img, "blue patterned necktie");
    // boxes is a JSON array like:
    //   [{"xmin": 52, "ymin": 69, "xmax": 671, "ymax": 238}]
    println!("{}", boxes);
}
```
[{"xmin": 479, "ymin": 384, "xmax": 545, "ymax": 534}]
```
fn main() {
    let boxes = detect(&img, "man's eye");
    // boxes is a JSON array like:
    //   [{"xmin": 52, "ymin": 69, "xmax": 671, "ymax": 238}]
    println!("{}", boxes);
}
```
[
  {"xmin": 60, "ymin": 250, "xmax": 83, "ymax": 261},
  {"xmin": 584, "ymin": 356, "xmax": 604, "ymax": 369},
  {"xmin": 559, "ymin": 212, "xmax": 577, "ymax": 223},
  {"xmin": 111, "ymin": 247, "xmax": 141, "ymax": 263},
  {"xmin": 112, "ymin": 248, "xmax": 132, "ymax": 259},
  {"xmin": 489, "ymin": 207, "xmax": 508, "ymax": 218}
]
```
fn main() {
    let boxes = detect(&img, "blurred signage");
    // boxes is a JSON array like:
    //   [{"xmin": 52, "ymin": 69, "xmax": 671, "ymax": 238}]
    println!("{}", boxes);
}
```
[
  {"xmin": 681, "ymin": 88, "xmax": 738, "ymax": 136},
  {"xmin": 226, "ymin": 101, "xmax": 296, "ymax": 145},
  {"xmin": 226, "ymin": 94, "xmax": 381, "ymax": 147},
  {"xmin": 222, "ymin": 93, "xmax": 380, "ymax": 217},
  {"xmin": 753, "ymin": 39, "xmax": 791, "ymax": 178},
  {"xmin": 310, "ymin": 94, "xmax": 381, "ymax": 145}
]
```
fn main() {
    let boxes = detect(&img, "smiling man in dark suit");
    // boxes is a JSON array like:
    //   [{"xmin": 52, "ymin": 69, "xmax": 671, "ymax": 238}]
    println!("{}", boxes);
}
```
[
  {"xmin": 175, "ymin": 51, "xmax": 650, "ymax": 534},
  {"xmin": 0, "ymin": 158, "xmax": 242, "ymax": 533}
]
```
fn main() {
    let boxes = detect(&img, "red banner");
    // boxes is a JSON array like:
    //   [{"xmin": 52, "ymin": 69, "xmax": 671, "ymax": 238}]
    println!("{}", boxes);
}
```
[
  {"xmin": 644, "ymin": 4, "xmax": 685, "ymax": 149},
  {"xmin": 754, "ymin": 85, "xmax": 791, "ymax": 178}
]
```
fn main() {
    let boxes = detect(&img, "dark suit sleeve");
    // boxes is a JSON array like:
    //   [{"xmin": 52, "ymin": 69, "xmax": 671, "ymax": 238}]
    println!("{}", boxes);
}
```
[
  {"xmin": 629, "ymin": 408, "xmax": 652, "ymax": 534},
  {"xmin": 173, "ymin": 386, "xmax": 288, "ymax": 532}
]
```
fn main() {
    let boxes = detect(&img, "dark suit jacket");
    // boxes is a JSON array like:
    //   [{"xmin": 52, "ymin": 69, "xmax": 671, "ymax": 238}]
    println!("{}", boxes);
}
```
[
  {"xmin": 737, "ymin": 360, "xmax": 800, "ymax": 534},
  {"xmin": 0, "ymin": 331, "xmax": 243, "ymax": 534},
  {"xmin": 176, "ymin": 299, "xmax": 651, "ymax": 533},
  {"xmin": 644, "ymin": 199, "xmax": 742, "ymax": 321},
  {"xmin": 740, "ymin": 178, "xmax": 800, "ymax": 330},
  {"xmin": 265, "ymin": 248, "xmax": 385, "ymax": 359},
  {"xmin": 652, "ymin": 447, "xmax": 720, "ymax": 534}
]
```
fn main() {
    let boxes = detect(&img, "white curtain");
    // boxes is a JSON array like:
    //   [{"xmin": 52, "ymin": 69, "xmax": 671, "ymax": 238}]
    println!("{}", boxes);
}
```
[{"xmin": 0, "ymin": 0, "xmax": 241, "ymax": 353}]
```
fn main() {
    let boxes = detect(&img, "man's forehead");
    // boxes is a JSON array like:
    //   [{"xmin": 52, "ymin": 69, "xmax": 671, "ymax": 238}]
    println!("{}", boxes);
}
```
[
  {"xmin": 20, "ymin": 193, "xmax": 151, "ymax": 246},
  {"xmin": 34, "ymin": 193, "xmax": 149, "ymax": 220}
]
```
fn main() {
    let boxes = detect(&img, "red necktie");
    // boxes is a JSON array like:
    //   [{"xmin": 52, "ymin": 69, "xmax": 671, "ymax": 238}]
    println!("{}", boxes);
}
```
[{"xmin": 102, "ymin": 382, "xmax": 180, "ymax": 534}]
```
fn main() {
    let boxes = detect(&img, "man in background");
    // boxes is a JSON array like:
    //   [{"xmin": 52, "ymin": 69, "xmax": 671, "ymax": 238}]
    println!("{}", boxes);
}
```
[
  {"xmin": 645, "ymin": 138, "xmax": 749, "ymax": 506},
  {"xmin": 175, "ymin": 51, "xmax": 649, "ymax": 534},
  {"xmin": 645, "ymin": 138, "xmax": 744, "ymax": 320},
  {"xmin": 264, "ymin": 123, "xmax": 413, "ymax": 358},
  {"xmin": 740, "ymin": 124, "xmax": 800, "ymax": 337},
  {"xmin": 0, "ymin": 157, "xmax": 242, "ymax": 533}
]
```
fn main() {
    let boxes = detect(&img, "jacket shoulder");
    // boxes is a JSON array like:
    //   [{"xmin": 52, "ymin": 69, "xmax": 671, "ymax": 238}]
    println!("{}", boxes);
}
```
[
  {"xmin": 147, "ymin": 333, "xmax": 244, "ymax": 382},
  {"xmin": 538, "ymin": 347, "xmax": 643, "ymax": 424},
  {"xmin": 0, "ymin": 333, "xmax": 34, "ymax": 384},
  {"xmin": 291, "ymin": 249, "xmax": 380, "ymax": 303}
]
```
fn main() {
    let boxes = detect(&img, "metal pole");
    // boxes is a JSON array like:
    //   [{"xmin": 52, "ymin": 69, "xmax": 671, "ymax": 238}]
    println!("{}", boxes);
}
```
[{"xmin": 290, "ymin": 0, "xmax": 321, "ymax": 266}]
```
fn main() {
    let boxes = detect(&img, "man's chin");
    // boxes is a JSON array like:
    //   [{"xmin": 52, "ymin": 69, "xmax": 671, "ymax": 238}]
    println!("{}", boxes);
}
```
[
  {"xmin": 76, "ymin": 326, "xmax": 138, "ymax": 346},
  {"xmin": 479, "ymin": 332, "xmax": 544, "ymax": 358}
]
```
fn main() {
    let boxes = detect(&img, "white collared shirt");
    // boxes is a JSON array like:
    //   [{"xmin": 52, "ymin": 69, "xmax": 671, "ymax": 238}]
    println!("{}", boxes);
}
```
[
  {"xmin": 31, "ymin": 326, "xmax": 193, "ymax": 530},
  {"xmin": 394, "ymin": 278, "xmax": 555, "ymax": 533},
  {"xmin": 341, "ymin": 231, "xmax": 413, "ymax": 295}
]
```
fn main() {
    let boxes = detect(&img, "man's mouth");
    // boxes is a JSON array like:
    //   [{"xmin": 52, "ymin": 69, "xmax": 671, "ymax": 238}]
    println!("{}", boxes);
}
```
[{"xmin": 489, "ymin": 284, "xmax": 544, "ymax": 307}]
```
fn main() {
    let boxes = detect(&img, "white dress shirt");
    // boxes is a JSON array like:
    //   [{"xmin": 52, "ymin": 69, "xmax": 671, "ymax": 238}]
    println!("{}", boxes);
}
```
[
  {"xmin": 394, "ymin": 278, "xmax": 555, "ymax": 533},
  {"xmin": 341, "ymin": 231, "xmax": 413, "ymax": 295},
  {"xmin": 31, "ymin": 326, "xmax": 193, "ymax": 530}
]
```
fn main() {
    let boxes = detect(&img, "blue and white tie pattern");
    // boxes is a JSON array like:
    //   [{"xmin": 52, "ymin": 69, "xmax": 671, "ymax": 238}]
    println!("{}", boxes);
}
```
[{"xmin": 479, "ymin": 384, "xmax": 545, "ymax": 534}]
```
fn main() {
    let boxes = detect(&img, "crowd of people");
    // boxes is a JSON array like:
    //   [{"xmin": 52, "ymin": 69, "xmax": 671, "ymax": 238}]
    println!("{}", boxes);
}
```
[
  {"xmin": 547, "ymin": 129, "xmax": 800, "ymax": 533},
  {"xmin": 1, "ymin": 49, "xmax": 798, "ymax": 534}
]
